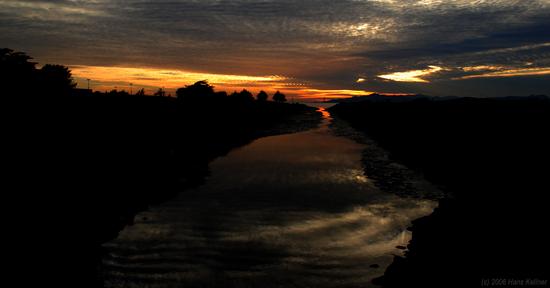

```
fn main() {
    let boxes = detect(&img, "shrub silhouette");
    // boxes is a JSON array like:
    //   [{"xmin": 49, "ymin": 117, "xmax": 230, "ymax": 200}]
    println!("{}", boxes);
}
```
[
  {"xmin": 256, "ymin": 90, "xmax": 268, "ymax": 102},
  {"xmin": 273, "ymin": 91, "xmax": 287, "ymax": 103}
]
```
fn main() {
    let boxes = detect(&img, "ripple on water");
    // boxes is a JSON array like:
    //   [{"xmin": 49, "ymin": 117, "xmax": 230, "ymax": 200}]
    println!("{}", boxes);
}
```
[{"xmin": 102, "ymin": 108, "xmax": 437, "ymax": 288}]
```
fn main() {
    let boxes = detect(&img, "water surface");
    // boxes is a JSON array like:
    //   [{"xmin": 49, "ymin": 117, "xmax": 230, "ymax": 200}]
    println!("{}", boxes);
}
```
[{"xmin": 102, "ymin": 107, "xmax": 436, "ymax": 287}]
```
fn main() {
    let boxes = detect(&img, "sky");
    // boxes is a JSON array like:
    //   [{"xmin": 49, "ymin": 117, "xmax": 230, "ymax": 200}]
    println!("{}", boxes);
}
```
[{"xmin": 1, "ymin": 0, "xmax": 550, "ymax": 100}]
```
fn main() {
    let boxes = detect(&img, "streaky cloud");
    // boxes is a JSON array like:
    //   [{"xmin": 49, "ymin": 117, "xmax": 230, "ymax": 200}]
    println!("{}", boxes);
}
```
[
  {"xmin": 456, "ymin": 67, "xmax": 550, "ymax": 80},
  {"xmin": 378, "ymin": 66, "xmax": 443, "ymax": 83}
]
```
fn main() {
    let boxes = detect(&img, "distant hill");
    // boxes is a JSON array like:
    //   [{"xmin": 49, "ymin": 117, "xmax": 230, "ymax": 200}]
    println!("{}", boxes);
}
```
[
  {"xmin": 327, "ymin": 93, "xmax": 548, "ymax": 103},
  {"xmin": 326, "ymin": 93, "xmax": 431, "ymax": 103}
]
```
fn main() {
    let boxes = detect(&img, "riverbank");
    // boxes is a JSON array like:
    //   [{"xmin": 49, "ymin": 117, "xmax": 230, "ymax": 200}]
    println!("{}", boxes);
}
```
[
  {"xmin": 16, "ymin": 94, "xmax": 321, "ymax": 287},
  {"xmin": 329, "ymin": 96, "xmax": 550, "ymax": 287},
  {"xmin": 328, "ymin": 113, "xmax": 444, "ymax": 200}
]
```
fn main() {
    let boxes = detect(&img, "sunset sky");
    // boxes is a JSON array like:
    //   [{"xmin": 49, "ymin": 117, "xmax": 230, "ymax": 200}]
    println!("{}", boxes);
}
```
[{"xmin": 1, "ymin": 0, "xmax": 549, "ymax": 100}]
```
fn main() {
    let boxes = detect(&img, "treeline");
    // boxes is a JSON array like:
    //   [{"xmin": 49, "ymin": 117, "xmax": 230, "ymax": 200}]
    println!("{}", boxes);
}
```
[
  {"xmin": 1, "ymin": 48, "xmax": 75, "ymax": 97},
  {"xmin": 175, "ymin": 80, "xmax": 287, "ymax": 103},
  {"xmin": 2, "ymin": 47, "xmax": 289, "ymax": 104},
  {"xmin": 90, "ymin": 83, "xmax": 288, "ymax": 103}
]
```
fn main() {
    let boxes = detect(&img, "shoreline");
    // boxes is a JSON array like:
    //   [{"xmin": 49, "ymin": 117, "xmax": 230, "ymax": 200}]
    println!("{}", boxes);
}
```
[
  {"xmin": 329, "ymin": 114, "xmax": 445, "ymax": 201},
  {"xmin": 329, "ymin": 97, "xmax": 550, "ymax": 287}
]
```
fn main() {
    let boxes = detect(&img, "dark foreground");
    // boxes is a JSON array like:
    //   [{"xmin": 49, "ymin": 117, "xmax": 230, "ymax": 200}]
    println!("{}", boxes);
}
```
[
  {"xmin": 330, "ymin": 96, "xmax": 550, "ymax": 287},
  {"xmin": 9, "ymin": 94, "xmax": 320, "ymax": 287}
]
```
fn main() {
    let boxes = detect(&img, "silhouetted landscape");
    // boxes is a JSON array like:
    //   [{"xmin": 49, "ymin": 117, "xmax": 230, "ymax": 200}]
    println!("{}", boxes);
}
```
[
  {"xmin": 3, "ymin": 1, "xmax": 550, "ymax": 287},
  {"xmin": 4, "ymin": 46, "xmax": 550, "ymax": 287}
]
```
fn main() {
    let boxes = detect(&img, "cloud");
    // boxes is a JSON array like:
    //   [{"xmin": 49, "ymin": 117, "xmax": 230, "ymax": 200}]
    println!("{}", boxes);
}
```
[
  {"xmin": 378, "ymin": 66, "xmax": 443, "ymax": 83},
  {"xmin": 1, "ymin": 0, "xmax": 550, "ymax": 97},
  {"xmin": 461, "ymin": 66, "xmax": 505, "ymax": 72},
  {"xmin": 298, "ymin": 88, "xmax": 374, "ymax": 99},
  {"xmin": 456, "ymin": 67, "xmax": 550, "ymax": 80}
]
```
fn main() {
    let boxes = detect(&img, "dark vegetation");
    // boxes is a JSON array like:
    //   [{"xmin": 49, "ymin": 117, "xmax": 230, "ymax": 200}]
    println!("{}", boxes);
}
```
[
  {"xmin": 330, "ymin": 96, "xmax": 550, "ymax": 287},
  {"xmin": 2, "ymin": 48, "xmax": 320, "ymax": 287}
]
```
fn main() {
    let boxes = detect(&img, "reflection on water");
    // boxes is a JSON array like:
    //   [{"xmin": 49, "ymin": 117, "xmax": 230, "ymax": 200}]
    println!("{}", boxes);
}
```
[{"xmin": 102, "ymin": 107, "xmax": 436, "ymax": 287}]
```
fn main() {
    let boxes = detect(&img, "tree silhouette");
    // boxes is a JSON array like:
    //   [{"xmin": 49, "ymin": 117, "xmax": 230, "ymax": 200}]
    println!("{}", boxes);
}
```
[
  {"xmin": 256, "ymin": 90, "xmax": 268, "ymax": 102},
  {"xmin": 1, "ymin": 48, "xmax": 36, "ymax": 75},
  {"xmin": 273, "ymin": 91, "xmax": 287, "ymax": 103},
  {"xmin": 39, "ymin": 64, "xmax": 76, "ymax": 97},
  {"xmin": 2, "ymin": 48, "xmax": 38, "ymax": 95},
  {"xmin": 176, "ymin": 80, "xmax": 216, "ymax": 102},
  {"xmin": 2, "ymin": 48, "xmax": 76, "ymax": 97}
]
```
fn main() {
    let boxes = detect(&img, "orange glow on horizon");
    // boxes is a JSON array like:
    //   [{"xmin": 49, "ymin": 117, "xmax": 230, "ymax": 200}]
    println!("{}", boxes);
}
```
[
  {"xmin": 299, "ymin": 88, "xmax": 374, "ymax": 98},
  {"xmin": 71, "ymin": 65, "xmax": 286, "ymax": 90},
  {"xmin": 71, "ymin": 65, "xmax": 379, "ymax": 101}
]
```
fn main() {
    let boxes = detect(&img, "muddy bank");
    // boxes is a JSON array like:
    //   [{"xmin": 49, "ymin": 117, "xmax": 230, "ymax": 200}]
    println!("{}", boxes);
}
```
[
  {"xmin": 329, "ymin": 114, "xmax": 443, "ymax": 201},
  {"xmin": 329, "ymin": 96, "xmax": 550, "ymax": 287}
]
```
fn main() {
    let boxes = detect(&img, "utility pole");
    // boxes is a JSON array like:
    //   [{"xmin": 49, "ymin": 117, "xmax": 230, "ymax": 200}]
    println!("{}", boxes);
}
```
[
  {"xmin": 87, "ymin": 78, "xmax": 90, "ymax": 90},
  {"xmin": 130, "ymin": 83, "xmax": 133, "ymax": 95}
]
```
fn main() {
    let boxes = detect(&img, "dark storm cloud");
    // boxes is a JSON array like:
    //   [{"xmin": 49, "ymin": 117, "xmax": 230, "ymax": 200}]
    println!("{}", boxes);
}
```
[
  {"xmin": 360, "ymin": 23, "xmax": 550, "ymax": 61},
  {"xmin": 1, "ymin": 0, "xmax": 549, "ymax": 96}
]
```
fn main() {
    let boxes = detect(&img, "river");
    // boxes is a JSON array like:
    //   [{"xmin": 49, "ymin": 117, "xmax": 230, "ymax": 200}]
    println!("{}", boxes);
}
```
[{"xmin": 102, "ymin": 105, "xmax": 437, "ymax": 287}]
